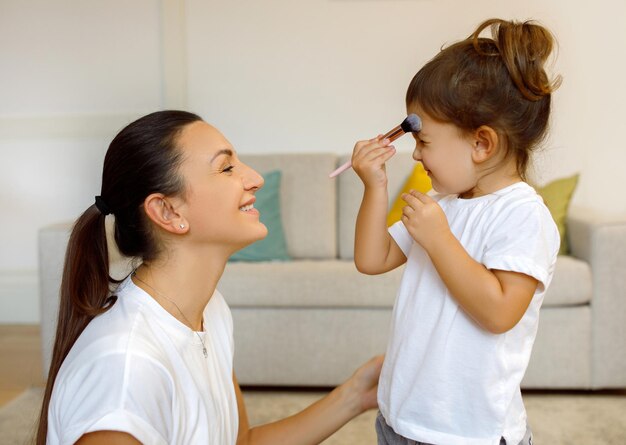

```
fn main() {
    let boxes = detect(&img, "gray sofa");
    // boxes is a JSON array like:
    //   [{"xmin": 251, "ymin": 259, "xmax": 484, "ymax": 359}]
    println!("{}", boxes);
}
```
[{"xmin": 39, "ymin": 153, "xmax": 626, "ymax": 389}]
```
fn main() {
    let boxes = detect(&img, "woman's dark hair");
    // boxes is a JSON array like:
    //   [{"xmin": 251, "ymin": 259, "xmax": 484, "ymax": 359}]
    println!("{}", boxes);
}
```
[
  {"xmin": 36, "ymin": 110, "xmax": 203, "ymax": 443},
  {"xmin": 406, "ymin": 18, "xmax": 562, "ymax": 179}
]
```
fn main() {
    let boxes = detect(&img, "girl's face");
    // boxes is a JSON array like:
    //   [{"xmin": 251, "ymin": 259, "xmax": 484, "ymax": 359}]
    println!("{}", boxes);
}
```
[
  {"xmin": 409, "ymin": 109, "xmax": 479, "ymax": 197},
  {"xmin": 174, "ymin": 121, "xmax": 267, "ymax": 251}
]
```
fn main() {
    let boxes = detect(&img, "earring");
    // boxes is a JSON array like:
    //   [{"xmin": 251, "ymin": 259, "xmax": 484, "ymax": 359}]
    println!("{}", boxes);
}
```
[{"xmin": 180, "ymin": 224, "xmax": 185, "ymax": 229}]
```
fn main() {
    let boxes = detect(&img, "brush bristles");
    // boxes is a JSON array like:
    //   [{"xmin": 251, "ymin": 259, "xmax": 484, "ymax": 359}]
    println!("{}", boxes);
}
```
[{"xmin": 400, "ymin": 114, "xmax": 422, "ymax": 133}]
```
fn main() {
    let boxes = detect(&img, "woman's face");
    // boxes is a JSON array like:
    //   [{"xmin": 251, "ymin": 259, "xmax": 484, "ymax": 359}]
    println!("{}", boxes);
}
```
[{"xmin": 174, "ymin": 121, "xmax": 267, "ymax": 251}]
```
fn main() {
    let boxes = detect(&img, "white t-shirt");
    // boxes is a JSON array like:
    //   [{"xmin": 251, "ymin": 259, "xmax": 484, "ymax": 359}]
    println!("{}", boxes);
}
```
[
  {"xmin": 47, "ymin": 276, "xmax": 239, "ymax": 445},
  {"xmin": 379, "ymin": 182, "xmax": 560, "ymax": 445}
]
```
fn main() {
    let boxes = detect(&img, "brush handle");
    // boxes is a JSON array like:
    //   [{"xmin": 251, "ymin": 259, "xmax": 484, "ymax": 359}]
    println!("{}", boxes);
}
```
[{"xmin": 328, "ymin": 160, "xmax": 353, "ymax": 178}]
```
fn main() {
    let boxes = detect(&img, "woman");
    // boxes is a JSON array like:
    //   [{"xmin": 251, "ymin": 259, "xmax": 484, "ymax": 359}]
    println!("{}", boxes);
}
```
[{"xmin": 37, "ymin": 110, "xmax": 382, "ymax": 444}]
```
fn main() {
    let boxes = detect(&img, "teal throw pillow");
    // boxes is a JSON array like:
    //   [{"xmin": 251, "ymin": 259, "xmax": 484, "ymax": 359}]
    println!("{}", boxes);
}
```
[{"xmin": 229, "ymin": 170, "xmax": 290, "ymax": 262}]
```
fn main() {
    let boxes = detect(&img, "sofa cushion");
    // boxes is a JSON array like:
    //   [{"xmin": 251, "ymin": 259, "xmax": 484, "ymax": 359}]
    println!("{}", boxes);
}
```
[
  {"xmin": 219, "ymin": 256, "xmax": 590, "ymax": 309},
  {"xmin": 522, "ymin": 305, "xmax": 591, "ymax": 388},
  {"xmin": 542, "ymin": 255, "xmax": 592, "ymax": 307},
  {"xmin": 242, "ymin": 154, "xmax": 337, "ymax": 259},
  {"xmin": 219, "ymin": 260, "xmax": 403, "ymax": 308}
]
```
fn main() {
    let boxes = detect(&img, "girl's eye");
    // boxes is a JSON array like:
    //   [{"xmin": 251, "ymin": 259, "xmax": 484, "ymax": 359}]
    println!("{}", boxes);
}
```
[
  {"xmin": 222, "ymin": 165, "xmax": 234, "ymax": 173},
  {"xmin": 413, "ymin": 133, "xmax": 427, "ymax": 146}
]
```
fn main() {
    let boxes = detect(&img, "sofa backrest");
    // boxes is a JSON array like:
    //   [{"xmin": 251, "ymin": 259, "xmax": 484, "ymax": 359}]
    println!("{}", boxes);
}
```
[
  {"xmin": 242, "ymin": 153, "xmax": 338, "ymax": 259},
  {"xmin": 337, "ymin": 151, "xmax": 415, "ymax": 259}
]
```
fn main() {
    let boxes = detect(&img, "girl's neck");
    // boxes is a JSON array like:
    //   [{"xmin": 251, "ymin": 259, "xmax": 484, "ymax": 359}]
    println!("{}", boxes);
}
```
[
  {"xmin": 133, "ymin": 248, "xmax": 228, "ymax": 331},
  {"xmin": 460, "ymin": 159, "xmax": 522, "ymax": 199}
]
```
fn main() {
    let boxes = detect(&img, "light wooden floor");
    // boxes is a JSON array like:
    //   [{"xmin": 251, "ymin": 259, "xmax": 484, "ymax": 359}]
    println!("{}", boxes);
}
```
[{"xmin": 0, "ymin": 325, "xmax": 45, "ymax": 408}]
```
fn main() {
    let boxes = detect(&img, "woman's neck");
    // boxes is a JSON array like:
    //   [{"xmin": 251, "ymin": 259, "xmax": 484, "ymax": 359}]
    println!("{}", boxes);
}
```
[{"xmin": 133, "ymin": 248, "xmax": 228, "ymax": 331}]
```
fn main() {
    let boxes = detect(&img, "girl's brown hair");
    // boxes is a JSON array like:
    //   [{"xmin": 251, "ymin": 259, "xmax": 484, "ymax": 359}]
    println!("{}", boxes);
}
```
[
  {"xmin": 36, "ymin": 110, "xmax": 203, "ymax": 444},
  {"xmin": 406, "ymin": 18, "xmax": 562, "ymax": 179}
]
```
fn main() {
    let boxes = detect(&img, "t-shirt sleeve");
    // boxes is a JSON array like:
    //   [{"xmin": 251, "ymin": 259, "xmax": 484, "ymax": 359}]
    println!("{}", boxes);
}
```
[
  {"xmin": 389, "ymin": 220, "xmax": 414, "ymax": 258},
  {"xmin": 53, "ymin": 352, "xmax": 173, "ymax": 445},
  {"xmin": 481, "ymin": 201, "xmax": 560, "ymax": 289}
]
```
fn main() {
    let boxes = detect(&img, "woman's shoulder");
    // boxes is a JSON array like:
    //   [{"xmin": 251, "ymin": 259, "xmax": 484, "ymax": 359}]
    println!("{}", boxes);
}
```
[
  {"xmin": 58, "ymin": 278, "xmax": 174, "ymax": 382},
  {"xmin": 49, "ymin": 325, "xmax": 175, "ymax": 445},
  {"xmin": 50, "ymin": 292, "xmax": 176, "ymax": 420}
]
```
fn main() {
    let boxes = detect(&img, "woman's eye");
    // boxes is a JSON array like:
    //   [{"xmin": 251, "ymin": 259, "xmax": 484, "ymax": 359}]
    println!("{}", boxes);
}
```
[{"xmin": 222, "ymin": 165, "xmax": 234, "ymax": 173}]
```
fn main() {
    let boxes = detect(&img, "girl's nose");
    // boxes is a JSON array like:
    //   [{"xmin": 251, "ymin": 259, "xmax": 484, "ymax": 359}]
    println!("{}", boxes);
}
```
[{"xmin": 412, "ymin": 146, "xmax": 422, "ymax": 162}]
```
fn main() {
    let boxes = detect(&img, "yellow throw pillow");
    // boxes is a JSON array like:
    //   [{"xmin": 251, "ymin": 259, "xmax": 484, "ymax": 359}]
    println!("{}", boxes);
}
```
[
  {"xmin": 387, "ymin": 163, "xmax": 432, "ymax": 226},
  {"xmin": 535, "ymin": 174, "xmax": 579, "ymax": 255}
]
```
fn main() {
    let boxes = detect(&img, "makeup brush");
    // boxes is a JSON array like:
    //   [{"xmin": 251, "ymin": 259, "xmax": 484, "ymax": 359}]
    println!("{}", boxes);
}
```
[{"xmin": 329, "ymin": 114, "xmax": 422, "ymax": 178}]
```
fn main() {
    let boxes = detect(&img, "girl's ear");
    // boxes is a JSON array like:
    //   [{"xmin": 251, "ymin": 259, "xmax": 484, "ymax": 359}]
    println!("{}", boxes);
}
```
[
  {"xmin": 143, "ymin": 193, "xmax": 189, "ymax": 234},
  {"xmin": 471, "ymin": 126, "xmax": 499, "ymax": 164}
]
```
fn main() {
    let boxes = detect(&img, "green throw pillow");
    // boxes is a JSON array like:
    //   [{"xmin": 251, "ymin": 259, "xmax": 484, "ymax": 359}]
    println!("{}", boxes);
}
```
[
  {"xmin": 536, "ymin": 174, "xmax": 579, "ymax": 255},
  {"xmin": 229, "ymin": 170, "xmax": 291, "ymax": 262}
]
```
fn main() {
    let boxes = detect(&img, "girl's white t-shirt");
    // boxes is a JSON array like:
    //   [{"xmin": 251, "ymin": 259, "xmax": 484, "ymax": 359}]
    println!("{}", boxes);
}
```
[
  {"xmin": 47, "ymin": 276, "xmax": 239, "ymax": 445},
  {"xmin": 380, "ymin": 182, "xmax": 560, "ymax": 445}
]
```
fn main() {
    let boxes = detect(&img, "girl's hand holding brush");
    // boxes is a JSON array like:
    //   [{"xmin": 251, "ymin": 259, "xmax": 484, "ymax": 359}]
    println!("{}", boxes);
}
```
[
  {"xmin": 351, "ymin": 136, "xmax": 397, "ymax": 189},
  {"xmin": 329, "ymin": 114, "xmax": 421, "ymax": 179}
]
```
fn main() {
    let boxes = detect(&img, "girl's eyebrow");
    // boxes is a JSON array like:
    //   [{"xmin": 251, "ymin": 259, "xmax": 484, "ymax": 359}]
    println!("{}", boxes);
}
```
[{"xmin": 211, "ymin": 148, "xmax": 233, "ymax": 163}]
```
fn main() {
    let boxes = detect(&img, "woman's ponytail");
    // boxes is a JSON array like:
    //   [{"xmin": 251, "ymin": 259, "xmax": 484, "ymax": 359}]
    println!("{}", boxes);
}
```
[{"xmin": 36, "ymin": 205, "xmax": 113, "ymax": 444}]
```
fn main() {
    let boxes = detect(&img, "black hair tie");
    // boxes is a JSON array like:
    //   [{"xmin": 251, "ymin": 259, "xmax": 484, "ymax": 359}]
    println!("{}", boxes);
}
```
[{"xmin": 95, "ymin": 196, "xmax": 112, "ymax": 215}]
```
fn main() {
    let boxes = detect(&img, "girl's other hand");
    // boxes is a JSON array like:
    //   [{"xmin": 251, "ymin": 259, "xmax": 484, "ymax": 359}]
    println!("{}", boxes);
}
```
[
  {"xmin": 351, "ymin": 136, "xmax": 396, "ymax": 188},
  {"xmin": 401, "ymin": 190, "xmax": 450, "ymax": 250}
]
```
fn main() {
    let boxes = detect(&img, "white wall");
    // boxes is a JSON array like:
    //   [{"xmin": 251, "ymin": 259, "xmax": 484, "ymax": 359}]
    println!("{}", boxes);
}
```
[
  {"xmin": 0, "ymin": 0, "xmax": 165, "ymax": 322},
  {"xmin": 1, "ymin": 0, "xmax": 625, "ymax": 322}
]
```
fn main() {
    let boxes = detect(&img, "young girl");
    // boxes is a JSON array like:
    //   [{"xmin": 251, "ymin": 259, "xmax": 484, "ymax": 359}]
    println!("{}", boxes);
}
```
[
  {"xmin": 351, "ymin": 19, "xmax": 561, "ymax": 445},
  {"xmin": 37, "ymin": 110, "xmax": 383, "ymax": 444}
]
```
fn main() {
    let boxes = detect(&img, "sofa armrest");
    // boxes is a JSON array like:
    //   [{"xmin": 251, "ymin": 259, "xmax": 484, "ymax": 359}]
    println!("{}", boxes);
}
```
[
  {"xmin": 567, "ymin": 208, "xmax": 626, "ymax": 388},
  {"xmin": 38, "ymin": 223, "xmax": 73, "ymax": 379}
]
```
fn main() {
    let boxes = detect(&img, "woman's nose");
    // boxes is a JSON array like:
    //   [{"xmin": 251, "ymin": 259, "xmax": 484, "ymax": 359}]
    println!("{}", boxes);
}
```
[{"xmin": 242, "ymin": 164, "xmax": 264, "ymax": 191}]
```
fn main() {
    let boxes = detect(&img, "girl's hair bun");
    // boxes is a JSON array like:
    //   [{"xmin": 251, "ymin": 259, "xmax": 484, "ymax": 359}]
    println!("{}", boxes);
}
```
[{"xmin": 472, "ymin": 19, "xmax": 562, "ymax": 101}]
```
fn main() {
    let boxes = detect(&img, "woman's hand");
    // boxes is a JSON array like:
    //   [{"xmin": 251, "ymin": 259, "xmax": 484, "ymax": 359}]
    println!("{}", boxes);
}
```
[
  {"xmin": 340, "ymin": 354, "xmax": 384, "ymax": 416},
  {"xmin": 353, "ymin": 354, "xmax": 384, "ymax": 412},
  {"xmin": 401, "ymin": 190, "xmax": 451, "ymax": 251},
  {"xmin": 236, "ymin": 355, "xmax": 384, "ymax": 445},
  {"xmin": 351, "ymin": 136, "xmax": 396, "ymax": 188}
]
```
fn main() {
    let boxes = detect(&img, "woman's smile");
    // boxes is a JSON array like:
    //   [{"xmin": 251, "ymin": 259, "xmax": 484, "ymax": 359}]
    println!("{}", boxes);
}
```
[{"xmin": 239, "ymin": 204, "xmax": 259, "ymax": 216}]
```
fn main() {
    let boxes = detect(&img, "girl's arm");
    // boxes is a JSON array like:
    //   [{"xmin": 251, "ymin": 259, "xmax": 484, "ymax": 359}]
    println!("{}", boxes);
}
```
[
  {"xmin": 402, "ymin": 191, "xmax": 538, "ymax": 334},
  {"xmin": 235, "ymin": 355, "xmax": 383, "ymax": 445},
  {"xmin": 352, "ymin": 137, "xmax": 407, "ymax": 275}
]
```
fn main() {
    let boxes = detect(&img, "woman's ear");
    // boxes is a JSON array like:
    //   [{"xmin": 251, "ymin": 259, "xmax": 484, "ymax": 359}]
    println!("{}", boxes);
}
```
[
  {"xmin": 471, "ymin": 126, "xmax": 499, "ymax": 164},
  {"xmin": 143, "ymin": 193, "xmax": 188, "ymax": 234}
]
